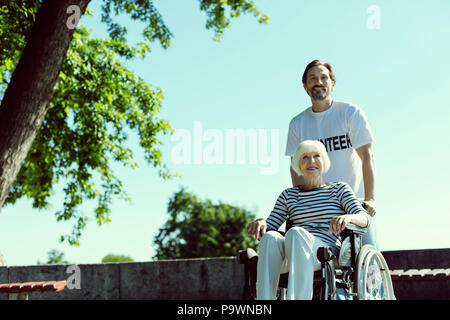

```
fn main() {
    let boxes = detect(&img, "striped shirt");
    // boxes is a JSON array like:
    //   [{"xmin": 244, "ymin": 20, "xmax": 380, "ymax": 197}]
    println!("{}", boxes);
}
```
[{"xmin": 266, "ymin": 181, "xmax": 369, "ymax": 254}]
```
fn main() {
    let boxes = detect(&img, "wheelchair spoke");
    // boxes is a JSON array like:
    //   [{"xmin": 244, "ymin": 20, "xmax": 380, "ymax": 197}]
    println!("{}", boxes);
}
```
[{"xmin": 365, "ymin": 258, "xmax": 384, "ymax": 298}]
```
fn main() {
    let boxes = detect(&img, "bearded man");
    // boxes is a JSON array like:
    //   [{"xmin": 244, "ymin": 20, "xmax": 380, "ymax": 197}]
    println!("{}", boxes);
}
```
[{"xmin": 285, "ymin": 60, "xmax": 378, "ymax": 248}]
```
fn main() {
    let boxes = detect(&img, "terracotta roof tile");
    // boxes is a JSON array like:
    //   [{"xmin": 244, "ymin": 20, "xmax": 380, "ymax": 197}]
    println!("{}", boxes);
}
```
[
  {"xmin": 390, "ymin": 269, "xmax": 450, "ymax": 281},
  {"xmin": 0, "ymin": 281, "xmax": 66, "ymax": 293}
]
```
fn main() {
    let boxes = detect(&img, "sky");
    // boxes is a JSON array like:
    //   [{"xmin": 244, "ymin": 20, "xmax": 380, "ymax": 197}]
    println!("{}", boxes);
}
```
[{"xmin": 0, "ymin": 0, "xmax": 449, "ymax": 266}]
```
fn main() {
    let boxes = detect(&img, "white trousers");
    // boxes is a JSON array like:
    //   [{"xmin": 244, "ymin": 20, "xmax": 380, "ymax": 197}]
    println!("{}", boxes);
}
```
[{"xmin": 256, "ymin": 227, "xmax": 328, "ymax": 300}]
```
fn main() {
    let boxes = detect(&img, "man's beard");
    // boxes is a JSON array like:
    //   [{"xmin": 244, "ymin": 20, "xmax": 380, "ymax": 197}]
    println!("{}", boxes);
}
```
[{"xmin": 311, "ymin": 86, "xmax": 328, "ymax": 100}]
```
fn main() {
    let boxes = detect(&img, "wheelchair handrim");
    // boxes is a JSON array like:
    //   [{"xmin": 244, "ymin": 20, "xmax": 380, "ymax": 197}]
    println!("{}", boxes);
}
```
[{"xmin": 357, "ymin": 246, "xmax": 394, "ymax": 300}]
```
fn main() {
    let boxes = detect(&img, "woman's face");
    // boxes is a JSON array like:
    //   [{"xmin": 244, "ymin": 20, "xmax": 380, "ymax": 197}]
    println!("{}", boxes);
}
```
[{"xmin": 299, "ymin": 149, "xmax": 324, "ymax": 179}]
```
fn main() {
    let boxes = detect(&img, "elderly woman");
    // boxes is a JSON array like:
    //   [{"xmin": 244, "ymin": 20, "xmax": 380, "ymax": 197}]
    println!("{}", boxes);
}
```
[{"xmin": 246, "ymin": 140, "xmax": 371, "ymax": 300}]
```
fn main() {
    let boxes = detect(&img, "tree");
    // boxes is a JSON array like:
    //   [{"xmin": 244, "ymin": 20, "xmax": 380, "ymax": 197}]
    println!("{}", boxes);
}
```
[
  {"xmin": 0, "ymin": 0, "xmax": 268, "ymax": 245},
  {"xmin": 37, "ymin": 249, "xmax": 70, "ymax": 265},
  {"xmin": 101, "ymin": 254, "xmax": 134, "ymax": 263},
  {"xmin": 153, "ymin": 188, "xmax": 258, "ymax": 260}
]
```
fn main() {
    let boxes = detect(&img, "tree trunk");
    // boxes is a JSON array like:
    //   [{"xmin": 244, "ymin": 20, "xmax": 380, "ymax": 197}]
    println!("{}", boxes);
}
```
[{"xmin": 0, "ymin": 0, "xmax": 90, "ymax": 210}]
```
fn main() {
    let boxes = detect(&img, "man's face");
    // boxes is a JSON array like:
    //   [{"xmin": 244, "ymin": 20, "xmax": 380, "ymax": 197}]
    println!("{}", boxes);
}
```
[{"xmin": 303, "ymin": 66, "xmax": 335, "ymax": 101}]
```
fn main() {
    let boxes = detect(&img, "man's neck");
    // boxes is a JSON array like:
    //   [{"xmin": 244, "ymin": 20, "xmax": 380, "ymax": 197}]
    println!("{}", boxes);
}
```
[{"xmin": 311, "ymin": 97, "xmax": 333, "ymax": 113}]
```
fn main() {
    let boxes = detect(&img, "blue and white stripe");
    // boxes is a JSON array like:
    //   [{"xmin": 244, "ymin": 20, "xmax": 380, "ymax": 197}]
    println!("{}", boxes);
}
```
[{"xmin": 266, "ymin": 181, "xmax": 368, "ymax": 254}]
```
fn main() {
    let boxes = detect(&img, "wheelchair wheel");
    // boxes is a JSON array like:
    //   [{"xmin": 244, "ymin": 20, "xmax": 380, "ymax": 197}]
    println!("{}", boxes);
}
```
[{"xmin": 356, "ymin": 245, "xmax": 395, "ymax": 300}]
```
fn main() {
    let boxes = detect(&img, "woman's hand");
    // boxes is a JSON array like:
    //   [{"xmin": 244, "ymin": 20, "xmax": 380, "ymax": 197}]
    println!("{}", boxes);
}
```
[
  {"xmin": 328, "ymin": 215, "xmax": 353, "ymax": 235},
  {"xmin": 246, "ymin": 219, "xmax": 267, "ymax": 240}
]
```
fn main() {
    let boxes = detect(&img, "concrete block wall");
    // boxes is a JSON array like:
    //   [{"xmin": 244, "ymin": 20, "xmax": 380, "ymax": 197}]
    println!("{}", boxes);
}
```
[
  {"xmin": 382, "ymin": 248, "xmax": 450, "ymax": 300},
  {"xmin": 382, "ymin": 248, "xmax": 450, "ymax": 269},
  {"xmin": 0, "ymin": 257, "xmax": 244, "ymax": 300}
]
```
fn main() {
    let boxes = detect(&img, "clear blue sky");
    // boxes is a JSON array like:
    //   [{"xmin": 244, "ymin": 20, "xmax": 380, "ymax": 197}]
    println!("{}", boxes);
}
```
[{"xmin": 1, "ymin": 0, "xmax": 449, "ymax": 266}]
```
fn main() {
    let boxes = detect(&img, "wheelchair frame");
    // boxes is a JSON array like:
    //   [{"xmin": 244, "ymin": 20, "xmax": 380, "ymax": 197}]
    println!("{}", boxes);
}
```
[{"xmin": 237, "ymin": 220, "xmax": 394, "ymax": 300}]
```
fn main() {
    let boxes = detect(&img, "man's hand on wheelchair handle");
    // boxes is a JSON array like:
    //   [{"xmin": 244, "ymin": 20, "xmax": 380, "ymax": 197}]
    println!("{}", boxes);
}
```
[
  {"xmin": 363, "ymin": 199, "xmax": 376, "ymax": 216},
  {"xmin": 246, "ymin": 219, "xmax": 267, "ymax": 240}
]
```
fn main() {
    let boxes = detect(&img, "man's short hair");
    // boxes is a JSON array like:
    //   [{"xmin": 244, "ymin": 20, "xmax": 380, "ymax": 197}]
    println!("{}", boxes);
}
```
[
  {"xmin": 302, "ymin": 60, "xmax": 336, "ymax": 84},
  {"xmin": 291, "ymin": 140, "xmax": 330, "ymax": 177}
]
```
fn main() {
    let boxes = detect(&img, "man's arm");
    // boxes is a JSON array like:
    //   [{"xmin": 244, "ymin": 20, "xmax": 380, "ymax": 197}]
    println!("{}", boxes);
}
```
[
  {"xmin": 290, "ymin": 157, "xmax": 304, "ymax": 187},
  {"xmin": 355, "ymin": 143, "xmax": 376, "ymax": 216}
]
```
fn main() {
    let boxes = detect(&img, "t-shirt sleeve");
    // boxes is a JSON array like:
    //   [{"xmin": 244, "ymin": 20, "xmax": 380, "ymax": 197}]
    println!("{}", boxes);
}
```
[
  {"xmin": 285, "ymin": 118, "xmax": 300, "ymax": 157},
  {"xmin": 348, "ymin": 106, "xmax": 375, "ymax": 149},
  {"xmin": 266, "ymin": 190, "xmax": 289, "ymax": 231},
  {"xmin": 336, "ymin": 182, "xmax": 371, "ymax": 226}
]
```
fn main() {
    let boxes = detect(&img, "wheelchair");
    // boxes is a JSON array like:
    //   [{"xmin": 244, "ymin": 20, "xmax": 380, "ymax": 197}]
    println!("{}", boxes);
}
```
[{"xmin": 237, "ymin": 220, "xmax": 395, "ymax": 300}]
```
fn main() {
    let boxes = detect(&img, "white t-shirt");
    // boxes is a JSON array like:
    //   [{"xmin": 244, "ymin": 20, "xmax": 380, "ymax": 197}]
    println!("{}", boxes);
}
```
[{"xmin": 285, "ymin": 101, "xmax": 375, "ymax": 198}]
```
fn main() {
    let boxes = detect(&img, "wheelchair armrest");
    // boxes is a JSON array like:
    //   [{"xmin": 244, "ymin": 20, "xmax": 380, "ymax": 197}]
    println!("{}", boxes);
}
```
[
  {"xmin": 341, "ymin": 223, "xmax": 367, "ymax": 236},
  {"xmin": 237, "ymin": 248, "xmax": 258, "ymax": 264}
]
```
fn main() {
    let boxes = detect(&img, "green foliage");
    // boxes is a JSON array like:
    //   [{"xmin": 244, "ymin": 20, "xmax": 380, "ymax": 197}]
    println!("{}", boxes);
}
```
[
  {"xmin": 100, "ymin": 0, "xmax": 269, "ymax": 46},
  {"xmin": 1, "ymin": 2, "xmax": 175, "ymax": 245},
  {"xmin": 0, "ymin": 0, "xmax": 40, "ymax": 94},
  {"xmin": 0, "ymin": 0, "xmax": 267, "ymax": 246},
  {"xmin": 199, "ymin": 0, "xmax": 269, "ymax": 41},
  {"xmin": 153, "ymin": 188, "xmax": 258, "ymax": 260},
  {"xmin": 102, "ymin": 253, "xmax": 134, "ymax": 263},
  {"xmin": 4, "ymin": 26, "xmax": 174, "ymax": 245},
  {"xmin": 100, "ymin": 0, "xmax": 172, "ymax": 56},
  {"xmin": 37, "ymin": 249, "xmax": 69, "ymax": 265}
]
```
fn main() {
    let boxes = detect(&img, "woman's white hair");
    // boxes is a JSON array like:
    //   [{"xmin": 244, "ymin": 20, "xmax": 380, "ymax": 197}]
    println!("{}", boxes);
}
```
[{"xmin": 291, "ymin": 140, "xmax": 330, "ymax": 176}]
